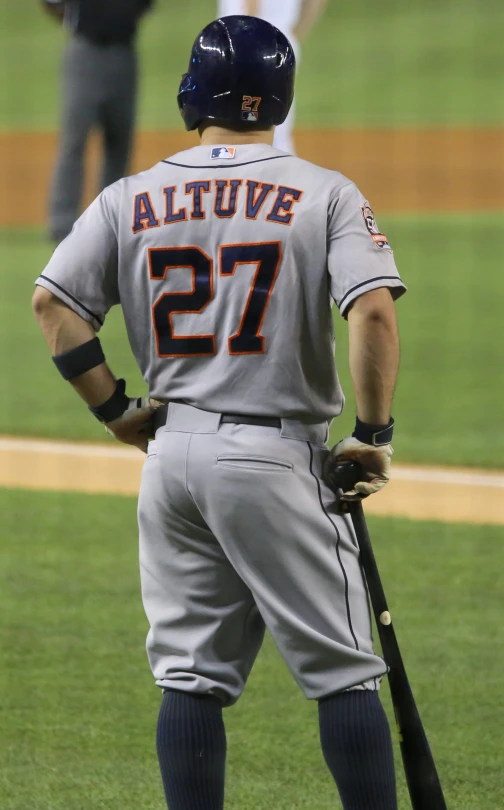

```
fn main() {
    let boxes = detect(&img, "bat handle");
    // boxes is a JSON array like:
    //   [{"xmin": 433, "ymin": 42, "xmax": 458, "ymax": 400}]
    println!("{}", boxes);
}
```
[
  {"xmin": 347, "ymin": 500, "xmax": 392, "ymax": 627},
  {"xmin": 328, "ymin": 461, "xmax": 362, "ymax": 495}
]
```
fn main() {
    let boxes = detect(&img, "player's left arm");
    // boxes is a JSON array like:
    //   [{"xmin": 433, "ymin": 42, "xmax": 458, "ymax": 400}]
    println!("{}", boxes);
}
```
[
  {"xmin": 32, "ymin": 190, "xmax": 158, "ymax": 453},
  {"xmin": 324, "ymin": 180, "xmax": 406, "ymax": 500},
  {"xmin": 324, "ymin": 288, "xmax": 400, "ymax": 502},
  {"xmin": 348, "ymin": 287, "xmax": 399, "ymax": 428},
  {"xmin": 292, "ymin": 0, "xmax": 329, "ymax": 42}
]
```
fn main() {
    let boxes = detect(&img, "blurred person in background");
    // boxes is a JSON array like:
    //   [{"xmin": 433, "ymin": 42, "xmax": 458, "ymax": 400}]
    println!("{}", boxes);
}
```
[
  {"xmin": 42, "ymin": 0, "xmax": 155, "ymax": 242},
  {"xmin": 217, "ymin": 0, "xmax": 328, "ymax": 153}
]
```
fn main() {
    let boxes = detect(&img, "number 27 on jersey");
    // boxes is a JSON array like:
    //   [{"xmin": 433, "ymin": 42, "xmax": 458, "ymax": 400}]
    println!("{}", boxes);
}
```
[{"xmin": 149, "ymin": 241, "xmax": 282, "ymax": 358}]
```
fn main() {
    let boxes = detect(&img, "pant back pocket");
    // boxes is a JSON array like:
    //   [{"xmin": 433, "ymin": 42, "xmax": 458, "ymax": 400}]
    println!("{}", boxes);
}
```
[{"xmin": 216, "ymin": 455, "xmax": 293, "ymax": 472}]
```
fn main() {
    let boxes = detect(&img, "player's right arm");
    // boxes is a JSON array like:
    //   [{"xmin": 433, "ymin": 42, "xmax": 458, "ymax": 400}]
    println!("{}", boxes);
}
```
[
  {"xmin": 41, "ymin": 0, "xmax": 66, "ymax": 22},
  {"xmin": 32, "ymin": 187, "xmax": 158, "ymax": 453}
]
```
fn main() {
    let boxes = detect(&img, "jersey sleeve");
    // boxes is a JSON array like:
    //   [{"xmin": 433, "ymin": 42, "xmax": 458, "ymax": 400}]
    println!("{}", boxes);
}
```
[
  {"xmin": 35, "ymin": 188, "xmax": 120, "ymax": 332},
  {"xmin": 327, "ymin": 181, "xmax": 406, "ymax": 317}
]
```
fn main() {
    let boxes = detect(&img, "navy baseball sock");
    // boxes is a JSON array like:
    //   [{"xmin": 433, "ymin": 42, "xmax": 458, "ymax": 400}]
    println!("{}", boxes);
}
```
[
  {"xmin": 156, "ymin": 690, "xmax": 226, "ymax": 810},
  {"xmin": 318, "ymin": 690, "xmax": 397, "ymax": 810}
]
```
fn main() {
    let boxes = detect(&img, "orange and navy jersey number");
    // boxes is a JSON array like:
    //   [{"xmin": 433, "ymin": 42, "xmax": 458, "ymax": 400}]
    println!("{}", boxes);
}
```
[
  {"xmin": 149, "ymin": 246, "xmax": 215, "ymax": 358},
  {"xmin": 149, "ymin": 242, "xmax": 282, "ymax": 358},
  {"xmin": 220, "ymin": 242, "xmax": 282, "ymax": 354}
]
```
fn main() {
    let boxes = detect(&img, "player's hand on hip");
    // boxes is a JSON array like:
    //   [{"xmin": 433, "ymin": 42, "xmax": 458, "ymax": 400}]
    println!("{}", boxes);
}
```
[
  {"xmin": 324, "ymin": 436, "xmax": 393, "ymax": 501},
  {"xmin": 105, "ymin": 397, "xmax": 163, "ymax": 453}
]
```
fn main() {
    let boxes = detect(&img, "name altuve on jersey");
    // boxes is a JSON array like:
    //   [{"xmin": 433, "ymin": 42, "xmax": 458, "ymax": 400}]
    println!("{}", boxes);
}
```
[{"xmin": 132, "ymin": 179, "xmax": 304, "ymax": 233}]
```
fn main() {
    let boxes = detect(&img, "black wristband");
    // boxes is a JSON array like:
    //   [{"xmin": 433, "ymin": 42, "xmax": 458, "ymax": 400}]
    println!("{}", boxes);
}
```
[
  {"xmin": 353, "ymin": 416, "xmax": 394, "ymax": 446},
  {"xmin": 88, "ymin": 379, "xmax": 129, "ymax": 424},
  {"xmin": 52, "ymin": 337, "xmax": 105, "ymax": 381}
]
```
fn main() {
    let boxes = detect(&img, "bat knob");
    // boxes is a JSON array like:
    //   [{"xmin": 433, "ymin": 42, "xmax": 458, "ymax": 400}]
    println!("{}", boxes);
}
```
[{"xmin": 326, "ymin": 461, "xmax": 362, "ymax": 493}]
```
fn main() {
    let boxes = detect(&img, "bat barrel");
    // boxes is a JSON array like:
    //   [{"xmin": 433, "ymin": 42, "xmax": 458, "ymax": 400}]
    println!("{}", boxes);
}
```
[{"xmin": 334, "ymin": 478, "xmax": 449, "ymax": 810}]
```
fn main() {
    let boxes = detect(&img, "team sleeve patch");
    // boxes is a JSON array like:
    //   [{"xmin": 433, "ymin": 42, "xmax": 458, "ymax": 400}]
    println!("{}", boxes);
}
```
[{"xmin": 361, "ymin": 201, "xmax": 392, "ymax": 250}]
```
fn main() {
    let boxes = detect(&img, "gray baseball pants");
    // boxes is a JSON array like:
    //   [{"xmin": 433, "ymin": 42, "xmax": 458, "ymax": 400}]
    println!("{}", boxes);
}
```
[
  {"xmin": 49, "ymin": 35, "xmax": 137, "ymax": 240},
  {"xmin": 138, "ymin": 403, "xmax": 387, "ymax": 707}
]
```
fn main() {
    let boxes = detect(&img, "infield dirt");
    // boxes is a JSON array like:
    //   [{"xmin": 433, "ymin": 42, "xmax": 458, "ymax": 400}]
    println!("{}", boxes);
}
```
[
  {"xmin": 0, "ymin": 436, "xmax": 503, "ymax": 526},
  {"xmin": 0, "ymin": 127, "xmax": 502, "ymax": 226}
]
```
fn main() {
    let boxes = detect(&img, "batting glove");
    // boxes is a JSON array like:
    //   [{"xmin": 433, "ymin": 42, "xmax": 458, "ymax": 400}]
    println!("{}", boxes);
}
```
[
  {"xmin": 88, "ymin": 379, "xmax": 163, "ymax": 453},
  {"xmin": 324, "ymin": 418, "xmax": 394, "ymax": 500}
]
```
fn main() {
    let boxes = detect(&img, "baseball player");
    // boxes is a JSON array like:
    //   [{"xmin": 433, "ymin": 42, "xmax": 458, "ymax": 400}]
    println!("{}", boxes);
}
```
[
  {"xmin": 217, "ymin": 1, "xmax": 329, "ymax": 153},
  {"xmin": 33, "ymin": 16, "xmax": 406, "ymax": 810}
]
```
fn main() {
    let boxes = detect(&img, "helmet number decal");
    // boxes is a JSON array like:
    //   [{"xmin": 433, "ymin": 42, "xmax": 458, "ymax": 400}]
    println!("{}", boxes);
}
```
[{"xmin": 242, "ymin": 96, "xmax": 262, "ymax": 122}]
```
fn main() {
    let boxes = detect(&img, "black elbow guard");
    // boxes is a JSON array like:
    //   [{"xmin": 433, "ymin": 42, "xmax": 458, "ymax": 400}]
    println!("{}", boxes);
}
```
[{"xmin": 52, "ymin": 337, "xmax": 105, "ymax": 381}]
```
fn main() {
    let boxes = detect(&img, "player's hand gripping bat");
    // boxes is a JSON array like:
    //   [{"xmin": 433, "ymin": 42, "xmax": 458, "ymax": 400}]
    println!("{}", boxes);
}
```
[{"xmin": 330, "ymin": 462, "xmax": 447, "ymax": 810}]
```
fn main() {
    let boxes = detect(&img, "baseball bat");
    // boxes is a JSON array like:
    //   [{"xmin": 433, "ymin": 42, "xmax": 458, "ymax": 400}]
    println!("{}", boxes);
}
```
[{"xmin": 330, "ymin": 462, "xmax": 447, "ymax": 810}]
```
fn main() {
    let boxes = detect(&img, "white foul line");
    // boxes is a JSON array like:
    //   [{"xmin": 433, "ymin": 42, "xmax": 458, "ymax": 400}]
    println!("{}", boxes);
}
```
[
  {"xmin": 1, "ymin": 435, "xmax": 503, "ymax": 488},
  {"xmin": 0, "ymin": 436, "xmax": 142, "ymax": 460},
  {"xmin": 391, "ymin": 465, "xmax": 504, "ymax": 489}
]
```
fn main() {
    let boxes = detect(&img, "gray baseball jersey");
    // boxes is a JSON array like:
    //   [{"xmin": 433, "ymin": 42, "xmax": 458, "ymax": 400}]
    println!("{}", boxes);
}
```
[
  {"xmin": 36, "ymin": 143, "xmax": 406, "ymax": 705},
  {"xmin": 37, "ymin": 143, "xmax": 405, "ymax": 422}
]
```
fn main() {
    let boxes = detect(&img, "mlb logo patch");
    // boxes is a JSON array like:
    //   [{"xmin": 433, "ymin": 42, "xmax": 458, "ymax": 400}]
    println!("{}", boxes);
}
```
[{"xmin": 210, "ymin": 146, "xmax": 236, "ymax": 160}]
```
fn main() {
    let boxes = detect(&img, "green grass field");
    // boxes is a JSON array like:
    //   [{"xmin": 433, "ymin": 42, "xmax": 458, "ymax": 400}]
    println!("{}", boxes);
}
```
[
  {"xmin": 1, "ymin": 0, "xmax": 504, "ymax": 129},
  {"xmin": 0, "ymin": 488, "xmax": 502, "ymax": 810},
  {"xmin": 2, "ymin": 214, "xmax": 503, "ymax": 468}
]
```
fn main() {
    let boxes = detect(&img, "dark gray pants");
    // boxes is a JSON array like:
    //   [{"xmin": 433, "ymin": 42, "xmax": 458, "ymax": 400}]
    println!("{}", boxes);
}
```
[{"xmin": 49, "ymin": 35, "xmax": 137, "ymax": 240}]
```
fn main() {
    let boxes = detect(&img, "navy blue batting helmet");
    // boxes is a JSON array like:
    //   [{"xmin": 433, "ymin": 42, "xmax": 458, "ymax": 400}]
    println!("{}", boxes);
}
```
[{"xmin": 177, "ymin": 16, "xmax": 296, "ymax": 132}]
